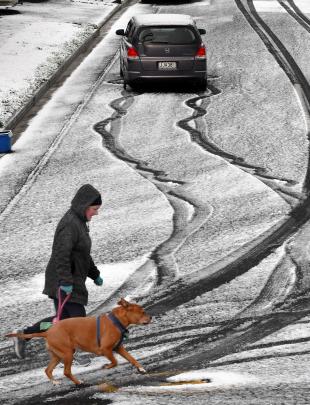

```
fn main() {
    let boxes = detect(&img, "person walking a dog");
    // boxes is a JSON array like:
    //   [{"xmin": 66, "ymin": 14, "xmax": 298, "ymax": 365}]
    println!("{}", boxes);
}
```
[{"xmin": 12, "ymin": 184, "xmax": 104, "ymax": 361}]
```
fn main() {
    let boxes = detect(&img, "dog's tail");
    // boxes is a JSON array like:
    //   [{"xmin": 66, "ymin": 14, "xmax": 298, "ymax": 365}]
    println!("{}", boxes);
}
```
[{"xmin": 5, "ymin": 331, "xmax": 48, "ymax": 339}]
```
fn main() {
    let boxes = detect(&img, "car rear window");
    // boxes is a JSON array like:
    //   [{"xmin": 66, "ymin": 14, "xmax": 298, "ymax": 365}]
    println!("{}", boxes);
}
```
[{"xmin": 138, "ymin": 27, "xmax": 197, "ymax": 45}]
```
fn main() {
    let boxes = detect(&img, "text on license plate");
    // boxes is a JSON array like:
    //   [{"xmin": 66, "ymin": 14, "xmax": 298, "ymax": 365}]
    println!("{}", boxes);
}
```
[{"xmin": 158, "ymin": 62, "xmax": 177, "ymax": 70}]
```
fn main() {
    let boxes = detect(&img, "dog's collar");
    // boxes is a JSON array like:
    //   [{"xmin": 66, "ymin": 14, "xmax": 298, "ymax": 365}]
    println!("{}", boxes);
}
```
[
  {"xmin": 108, "ymin": 313, "xmax": 128, "ymax": 334},
  {"xmin": 108, "ymin": 313, "xmax": 129, "ymax": 350}
]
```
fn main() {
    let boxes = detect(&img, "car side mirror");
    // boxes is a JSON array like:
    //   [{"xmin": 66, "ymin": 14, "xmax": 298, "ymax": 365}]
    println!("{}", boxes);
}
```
[
  {"xmin": 115, "ymin": 29, "xmax": 125, "ymax": 36},
  {"xmin": 198, "ymin": 28, "xmax": 206, "ymax": 35}
]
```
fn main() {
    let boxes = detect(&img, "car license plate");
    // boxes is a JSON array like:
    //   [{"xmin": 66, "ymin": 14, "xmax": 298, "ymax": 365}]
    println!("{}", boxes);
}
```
[{"xmin": 158, "ymin": 62, "xmax": 177, "ymax": 70}]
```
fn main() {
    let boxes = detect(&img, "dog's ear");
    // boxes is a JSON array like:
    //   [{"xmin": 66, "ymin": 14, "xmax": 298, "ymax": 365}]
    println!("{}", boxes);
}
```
[{"xmin": 118, "ymin": 298, "xmax": 129, "ymax": 307}]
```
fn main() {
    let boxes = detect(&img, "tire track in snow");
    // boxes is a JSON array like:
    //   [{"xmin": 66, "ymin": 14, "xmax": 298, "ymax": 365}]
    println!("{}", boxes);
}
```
[
  {"xmin": 108, "ymin": 1, "xmax": 310, "ymax": 374},
  {"xmin": 144, "ymin": 200, "xmax": 310, "ymax": 316},
  {"xmin": 243, "ymin": 0, "xmax": 310, "ymax": 188},
  {"xmin": 121, "ymin": 313, "xmax": 310, "ymax": 353},
  {"xmin": 178, "ymin": 85, "xmax": 302, "ymax": 206},
  {"xmin": 141, "ymin": 0, "xmax": 310, "ymax": 315},
  {"xmin": 279, "ymin": 0, "xmax": 310, "ymax": 33},
  {"xmin": 124, "ymin": 0, "xmax": 310, "ymax": 374},
  {"xmin": 93, "ymin": 88, "xmax": 213, "ymax": 311},
  {"xmin": 287, "ymin": 0, "xmax": 310, "ymax": 26},
  {"xmin": 143, "ymin": 301, "xmax": 310, "ymax": 374},
  {"xmin": 147, "ymin": 228, "xmax": 307, "ymax": 370},
  {"xmin": 106, "ymin": 237, "xmax": 304, "ymax": 353}
]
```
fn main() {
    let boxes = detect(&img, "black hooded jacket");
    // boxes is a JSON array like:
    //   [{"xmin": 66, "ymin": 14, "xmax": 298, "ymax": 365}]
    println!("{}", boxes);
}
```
[{"xmin": 43, "ymin": 184, "xmax": 101, "ymax": 305}]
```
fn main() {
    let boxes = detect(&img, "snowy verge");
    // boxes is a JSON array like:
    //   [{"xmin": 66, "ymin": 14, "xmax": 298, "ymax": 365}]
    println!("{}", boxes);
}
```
[{"xmin": 0, "ymin": 0, "xmax": 125, "ymax": 130}]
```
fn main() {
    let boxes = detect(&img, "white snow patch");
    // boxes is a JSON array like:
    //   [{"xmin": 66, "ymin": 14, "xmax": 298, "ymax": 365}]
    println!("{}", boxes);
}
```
[
  {"xmin": 187, "ymin": 0, "xmax": 211, "ymax": 6},
  {"xmin": 187, "ymin": 202, "xmax": 195, "ymax": 222},
  {"xmin": 294, "ymin": 0, "xmax": 310, "ymax": 13},
  {"xmin": 0, "ymin": 23, "xmax": 77, "ymax": 96},
  {"xmin": 167, "ymin": 369, "xmax": 259, "ymax": 387},
  {"xmin": 119, "ymin": 369, "xmax": 259, "ymax": 393},
  {"xmin": 253, "ymin": 1, "xmax": 285, "ymax": 12}
]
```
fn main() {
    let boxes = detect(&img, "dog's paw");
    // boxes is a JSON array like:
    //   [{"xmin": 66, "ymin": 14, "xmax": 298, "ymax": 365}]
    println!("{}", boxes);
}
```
[
  {"xmin": 102, "ymin": 363, "xmax": 115, "ymax": 370},
  {"xmin": 101, "ymin": 364, "xmax": 110, "ymax": 370},
  {"xmin": 75, "ymin": 380, "xmax": 88, "ymax": 389},
  {"xmin": 137, "ymin": 367, "xmax": 147, "ymax": 374}
]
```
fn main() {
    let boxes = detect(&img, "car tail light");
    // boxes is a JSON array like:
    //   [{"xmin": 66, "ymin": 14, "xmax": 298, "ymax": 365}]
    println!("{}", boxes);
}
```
[
  {"xmin": 195, "ymin": 44, "xmax": 206, "ymax": 59},
  {"xmin": 127, "ymin": 46, "xmax": 139, "ymax": 60}
]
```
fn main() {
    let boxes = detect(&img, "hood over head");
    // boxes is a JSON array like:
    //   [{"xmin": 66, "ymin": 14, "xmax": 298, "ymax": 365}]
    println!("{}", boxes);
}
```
[{"xmin": 71, "ymin": 184, "xmax": 102, "ymax": 221}]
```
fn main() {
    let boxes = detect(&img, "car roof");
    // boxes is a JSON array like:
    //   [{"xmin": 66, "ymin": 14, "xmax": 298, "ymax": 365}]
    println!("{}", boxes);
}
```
[{"xmin": 132, "ymin": 14, "xmax": 195, "ymax": 27}]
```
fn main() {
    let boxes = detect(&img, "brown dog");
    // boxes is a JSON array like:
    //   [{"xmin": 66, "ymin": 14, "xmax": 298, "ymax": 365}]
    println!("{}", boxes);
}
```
[{"xmin": 6, "ymin": 298, "xmax": 151, "ymax": 385}]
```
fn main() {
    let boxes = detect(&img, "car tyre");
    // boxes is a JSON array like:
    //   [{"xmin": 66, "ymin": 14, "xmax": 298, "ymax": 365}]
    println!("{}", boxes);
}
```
[
  {"xmin": 128, "ymin": 81, "xmax": 138, "ymax": 91},
  {"xmin": 197, "ymin": 78, "xmax": 207, "ymax": 91}
]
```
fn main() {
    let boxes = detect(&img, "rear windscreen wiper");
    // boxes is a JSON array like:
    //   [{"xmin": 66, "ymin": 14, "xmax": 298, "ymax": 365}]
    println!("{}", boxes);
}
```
[{"xmin": 147, "ymin": 41, "xmax": 169, "ymax": 44}]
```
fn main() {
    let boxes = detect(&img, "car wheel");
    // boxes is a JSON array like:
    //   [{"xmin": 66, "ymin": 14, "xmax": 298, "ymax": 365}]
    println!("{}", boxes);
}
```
[
  {"xmin": 197, "ymin": 78, "xmax": 207, "ymax": 91},
  {"xmin": 128, "ymin": 81, "xmax": 138, "ymax": 91}
]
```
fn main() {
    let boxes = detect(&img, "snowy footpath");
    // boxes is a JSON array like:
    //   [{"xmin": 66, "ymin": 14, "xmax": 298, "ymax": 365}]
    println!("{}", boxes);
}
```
[{"xmin": 0, "ymin": 0, "xmax": 121, "ymax": 129}]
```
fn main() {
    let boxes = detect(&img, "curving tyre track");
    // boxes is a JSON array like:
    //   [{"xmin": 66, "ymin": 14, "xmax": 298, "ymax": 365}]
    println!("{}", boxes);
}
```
[
  {"xmin": 141, "ymin": 0, "xmax": 310, "ymax": 314},
  {"xmin": 92, "ymin": 0, "xmax": 310, "ymax": 321},
  {"xmin": 92, "ymin": 0, "xmax": 310, "ymax": 383},
  {"xmin": 92, "ymin": 87, "xmax": 214, "ymax": 303},
  {"xmin": 137, "ymin": 0, "xmax": 310, "ymax": 374},
  {"xmin": 178, "ymin": 84, "xmax": 301, "ymax": 205},
  {"xmin": 279, "ymin": 0, "xmax": 310, "ymax": 33}
]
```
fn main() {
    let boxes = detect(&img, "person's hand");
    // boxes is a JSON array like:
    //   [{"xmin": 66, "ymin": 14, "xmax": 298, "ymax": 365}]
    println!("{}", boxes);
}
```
[
  {"xmin": 60, "ymin": 285, "xmax": 73, "ymax": 295},
  {"xmin": 94, "ymin": 276, "xmax": 103, "ymax": 286}
]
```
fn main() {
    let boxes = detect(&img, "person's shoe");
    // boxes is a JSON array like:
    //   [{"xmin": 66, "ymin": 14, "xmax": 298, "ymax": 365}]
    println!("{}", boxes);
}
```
[{"xmin": 12, "ymin": 329, "xmax": 26, "ymax": 359}]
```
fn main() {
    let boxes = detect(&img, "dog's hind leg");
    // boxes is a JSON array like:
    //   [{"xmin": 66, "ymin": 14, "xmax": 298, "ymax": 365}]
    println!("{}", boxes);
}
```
[
  {"xmin": 63, "ymin": 352, "xmax": 82, "ymax": 385},
  {"xmin": 45, "ymin": 351, "xmax": 61, "ymax": 385}
]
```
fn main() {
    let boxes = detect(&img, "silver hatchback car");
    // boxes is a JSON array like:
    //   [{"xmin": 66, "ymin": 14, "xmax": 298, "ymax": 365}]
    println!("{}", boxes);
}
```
[{"xmin": 116, "ymin": 14, "xmax": 207, "ymax": 89}]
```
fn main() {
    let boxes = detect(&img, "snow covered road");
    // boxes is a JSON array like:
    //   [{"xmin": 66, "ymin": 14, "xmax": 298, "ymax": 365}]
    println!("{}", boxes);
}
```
[{"xmin": 1, "ymin": 0, "xmax": 310, "ymax": 403}]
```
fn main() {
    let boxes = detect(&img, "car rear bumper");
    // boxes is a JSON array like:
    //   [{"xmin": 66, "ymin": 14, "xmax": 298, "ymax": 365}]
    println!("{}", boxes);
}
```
[
  {"xmin": 123, "ymin": 57, "xmax": 207, "ymax": 82},
  {"xmin": 127, "ymin": 73, "xmax": 207, "ymax": 82},
  {"xmin": 126, "ymin": 72, "xmax": 206, "ymax": 83}
]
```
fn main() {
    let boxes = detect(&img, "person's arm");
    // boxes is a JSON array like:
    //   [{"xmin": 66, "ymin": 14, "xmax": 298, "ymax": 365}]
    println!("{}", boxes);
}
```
[{"xmin": 88, "ymin": 256, "xmax": 102, "ymax": 285}]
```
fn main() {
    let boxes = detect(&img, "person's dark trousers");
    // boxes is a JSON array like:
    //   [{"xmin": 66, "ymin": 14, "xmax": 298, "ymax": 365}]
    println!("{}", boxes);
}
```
[{"xmin": 23, "ymin": 293, "xmax": 86, "ymax": 335}]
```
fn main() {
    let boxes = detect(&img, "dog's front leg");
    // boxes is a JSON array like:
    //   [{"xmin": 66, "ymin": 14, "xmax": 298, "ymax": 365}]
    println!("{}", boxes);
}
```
[
  {"xmin": 101, "ymin": 348, "xmax": 118, "ymax": 369},
  {"xmin": 116, "ymin": 345, "xmax": 147, "ymax": 374}
]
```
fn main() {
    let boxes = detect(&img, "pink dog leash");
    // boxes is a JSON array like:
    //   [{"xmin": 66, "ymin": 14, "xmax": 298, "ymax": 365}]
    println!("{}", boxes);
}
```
[{"xmin": 53, "ymin": 287, "xmax": 71, "ymax": 324}]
